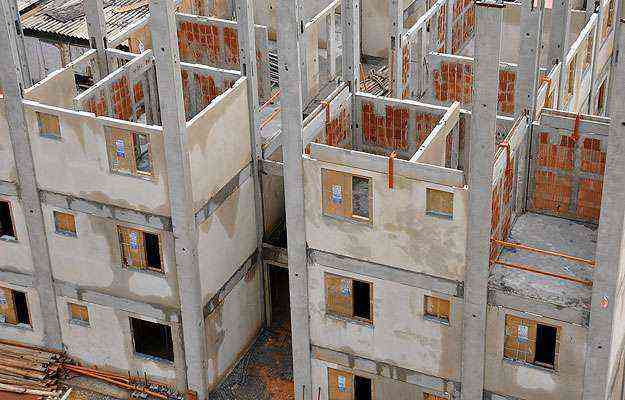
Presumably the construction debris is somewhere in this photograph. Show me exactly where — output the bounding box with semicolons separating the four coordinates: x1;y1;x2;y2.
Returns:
360;66;390;96
0;339;68;399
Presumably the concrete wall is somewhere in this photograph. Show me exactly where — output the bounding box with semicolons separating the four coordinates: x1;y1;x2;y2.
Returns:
42;203;180;308
57;297;179;384
25;107;170;216
205;264;263;388
253;0;334;33
0;194;34;275
310;358;452;400
188;78;251;213
0;281;45;345
197;178;257;305
484;305;588;400
303;157;468;282
309;264;463;380
0;98;16;182
25;68;77;109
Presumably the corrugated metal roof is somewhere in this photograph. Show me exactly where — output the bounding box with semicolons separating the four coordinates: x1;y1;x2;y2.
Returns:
21;0;149;42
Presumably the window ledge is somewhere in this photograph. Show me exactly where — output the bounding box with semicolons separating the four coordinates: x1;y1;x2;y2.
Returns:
0;322;33;331
326;313;374;328
502;357;558;374
121;265;165;276
110;170;155;182
322;213;373;226
0;236;18;243
423;315;450;326
55;230;77;238
426;211;453;220
68;319;90;328
134;352;174;366
39;133;62;141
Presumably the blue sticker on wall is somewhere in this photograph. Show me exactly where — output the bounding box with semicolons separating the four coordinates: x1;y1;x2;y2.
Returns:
115;139;126;158
332;185;343;205
130;231;139;250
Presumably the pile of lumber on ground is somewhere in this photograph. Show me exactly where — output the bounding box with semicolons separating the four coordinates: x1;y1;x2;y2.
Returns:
361;66;390;96
0;339;68;398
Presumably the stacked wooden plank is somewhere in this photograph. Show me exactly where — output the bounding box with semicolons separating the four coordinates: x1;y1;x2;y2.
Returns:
0;339;68;398
361;66;390;96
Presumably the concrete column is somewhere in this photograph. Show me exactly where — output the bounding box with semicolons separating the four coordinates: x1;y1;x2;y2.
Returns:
342;0;360;147
514;0;544;213
235;0;266;323
0;0;63;349
326;10;337;80
583;18;625;400
148;0;207;398
4;0;31;86
84;0;109;79
547;0;571;66
276;0;313;398
390;0;403;98
460;1;503;399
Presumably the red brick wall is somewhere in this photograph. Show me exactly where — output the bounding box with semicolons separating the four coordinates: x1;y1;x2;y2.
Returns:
362;103;409;150
326;107;350;147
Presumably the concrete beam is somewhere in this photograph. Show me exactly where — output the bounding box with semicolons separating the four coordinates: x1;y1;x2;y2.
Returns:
341;0;361;91
276;0;313;397
547;0;571;66
148;0;205;396
235;0;266;325
460;1;504;399
0;0;63;349
583;18;625;400
84;0;110;79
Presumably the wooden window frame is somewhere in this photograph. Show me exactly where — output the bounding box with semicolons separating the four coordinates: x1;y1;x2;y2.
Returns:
117;225;164;274
53;210;77;237
327;368;375;400
423;295;451;324
67;302;90;326
129;316;175;363
106;127;154;180
36;112;61;140
0;200;17;241
0;287;31;327
325;273;374;325
503;314;560;370
322;169;373;224
426;188;454;219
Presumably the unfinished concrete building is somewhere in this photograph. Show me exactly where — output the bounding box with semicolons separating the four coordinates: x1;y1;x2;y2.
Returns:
1;0;625;399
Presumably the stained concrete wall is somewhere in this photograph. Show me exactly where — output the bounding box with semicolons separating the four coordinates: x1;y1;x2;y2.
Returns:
42;203;180;308
253;0;334;34
56;297;179;384
0;99;16;182
205;264;262;388
25;106;170;216
362;0;418;58
303;158;468;282
310;358;451;400
24;68;77;109
261;150;285;235
308;264;463;380
0;281;45;345
197;178;257;305
188;78;251;213
0;194;35;275
484;305;588;400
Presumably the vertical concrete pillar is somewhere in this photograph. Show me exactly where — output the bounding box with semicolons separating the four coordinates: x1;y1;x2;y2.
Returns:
390;0;403;98
0;0;62;349
460;1;503;399
148;0;207;397
583;18;625;400
84;0;109;79
235;0;266;323
326;10;337;80
4;0;31;86
547;0;571;66
342;0;361;146
514;0;544;212
276;0;313;398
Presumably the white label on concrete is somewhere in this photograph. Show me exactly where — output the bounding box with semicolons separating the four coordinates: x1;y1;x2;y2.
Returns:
332;185;343;204
518;324;529;343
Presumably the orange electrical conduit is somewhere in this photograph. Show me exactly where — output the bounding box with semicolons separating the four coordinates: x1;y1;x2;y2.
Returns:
491;238;595;266
491;259;593;287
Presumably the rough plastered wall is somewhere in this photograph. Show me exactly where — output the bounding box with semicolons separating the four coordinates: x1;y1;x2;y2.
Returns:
188;78;251;213
303;158;468;282
41;203;180;308
262;150;285;234
484;305;587;400
56;298;179;384
310;358;454;400
197;178;257;305
24;68;77;109
205;264;262;389
0;282;45;345
0;99;16;182
0;194;34;275
25;108;170;216
253;0;333;34
309;264;463;379
362;0;418;58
